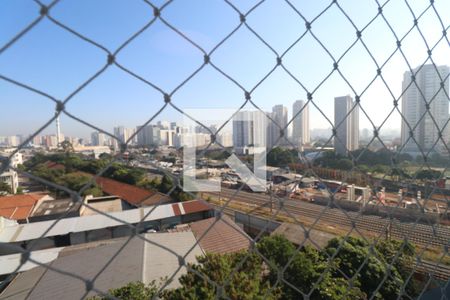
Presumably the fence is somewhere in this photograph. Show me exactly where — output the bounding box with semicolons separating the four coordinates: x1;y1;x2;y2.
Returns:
1;0;450;299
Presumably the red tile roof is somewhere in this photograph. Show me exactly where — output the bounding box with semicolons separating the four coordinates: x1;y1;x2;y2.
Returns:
0;193;47;221
189;215;251;254
171;201;213;216
139;193;172;206
44;161;65;170
181;200;212;215
95;177;171;207
172;203;182;216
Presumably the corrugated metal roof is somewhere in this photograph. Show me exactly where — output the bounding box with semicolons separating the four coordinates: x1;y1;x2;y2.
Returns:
0;265;47;300
0;247;64;276
0;232;203;300
189;215;251;254
143;231;204;289
0;247;64;275
0;200;212;243
24;236;143;299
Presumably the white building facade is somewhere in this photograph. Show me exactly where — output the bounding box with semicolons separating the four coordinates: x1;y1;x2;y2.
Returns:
292;100;310;148
401;64;450;154
268;105;288;148
233;111;268;154
334;95;359;156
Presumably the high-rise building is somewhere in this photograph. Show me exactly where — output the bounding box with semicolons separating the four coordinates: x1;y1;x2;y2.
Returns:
55;113;62;146
157;121;170;129
113;126;126;142
233;111;268;149
159;129;176;146
113;126;136;149
32;135;42;146
136;125;160;147
401;64;450;153
7;136;19;147
91;131;107;146
361;128;371;141
217;131;233;147
268;105;288;148
42;135;58;149
334;95;359;156
292;100;310;148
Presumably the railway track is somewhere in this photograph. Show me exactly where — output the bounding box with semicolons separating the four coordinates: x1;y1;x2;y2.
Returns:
205;188;450;249
209;201;450;281
419;260;450;281
208;192;450;281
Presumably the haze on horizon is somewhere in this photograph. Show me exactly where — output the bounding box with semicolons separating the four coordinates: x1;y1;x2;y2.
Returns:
1;0;449;140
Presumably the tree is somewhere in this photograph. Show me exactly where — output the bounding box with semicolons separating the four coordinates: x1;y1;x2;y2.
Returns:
165;252;278;300
32;163;65;183
82;159;108;174
267;147;299;167
415;169;442;181
15;186;24;194
389;167;410;179
371;164;389;174
57;173;102;196
92;237;418;300
335;159;353;170
258;235;365;300
376;239;421;297
137;177;161;190
0;181;11;194
106;164;145;185
89;281;161;300
60;140;74;154
324;237;404;299
159;175;174;194
64;154;85;173
204;150;230;160
83;186;103;197
98;153;112;160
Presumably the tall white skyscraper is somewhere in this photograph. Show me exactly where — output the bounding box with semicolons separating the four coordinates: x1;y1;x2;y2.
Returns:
113;126;125;142
334;95;359;156
113;126;136;149
292;100;310;148
136;125;160;146
54;111;64;147
233;111;268;149
268;105;288;148
401;64;450;153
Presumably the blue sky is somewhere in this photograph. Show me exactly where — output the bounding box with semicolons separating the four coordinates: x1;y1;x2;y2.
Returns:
1;0;449;139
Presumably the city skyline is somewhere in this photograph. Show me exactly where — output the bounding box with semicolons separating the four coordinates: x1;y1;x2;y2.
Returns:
2;2;450;299
2;1;450;139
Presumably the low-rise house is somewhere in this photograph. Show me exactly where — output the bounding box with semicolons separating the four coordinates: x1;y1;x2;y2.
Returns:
80;195;124;216
0;193;53;223
30;198;81;222
95;176;172;208
0;200;214;254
